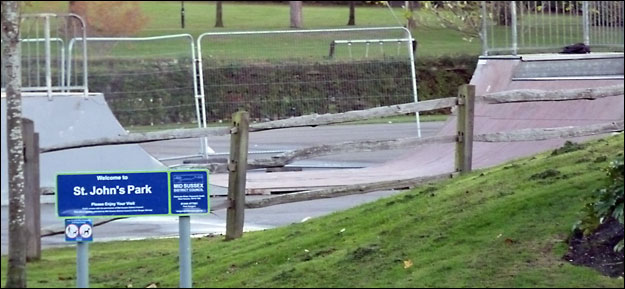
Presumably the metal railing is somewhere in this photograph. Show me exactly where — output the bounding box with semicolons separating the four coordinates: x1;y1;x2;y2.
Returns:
328;38;415;58
66;34;208;157
6;18;424;145
19;13;87;98
197;27;423;137
481;1;624;55
5;38;65;94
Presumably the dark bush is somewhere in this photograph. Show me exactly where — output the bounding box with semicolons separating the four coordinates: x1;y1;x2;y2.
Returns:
85;55;476;126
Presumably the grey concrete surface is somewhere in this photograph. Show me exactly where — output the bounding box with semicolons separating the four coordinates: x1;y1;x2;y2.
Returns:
1;93;165;205
142;121;444;167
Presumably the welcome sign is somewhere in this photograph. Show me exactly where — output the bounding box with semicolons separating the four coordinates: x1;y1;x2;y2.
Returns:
56;170;209;218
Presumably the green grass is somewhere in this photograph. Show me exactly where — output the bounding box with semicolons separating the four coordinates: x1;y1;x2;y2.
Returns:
23;1;482;58
3;134;624;288
20;2;624;59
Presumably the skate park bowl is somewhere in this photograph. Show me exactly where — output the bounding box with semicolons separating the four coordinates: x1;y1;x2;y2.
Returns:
1;92;165;205
207;52;624;194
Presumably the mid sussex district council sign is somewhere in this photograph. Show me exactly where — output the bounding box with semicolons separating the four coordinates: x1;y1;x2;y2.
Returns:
56;170;209;218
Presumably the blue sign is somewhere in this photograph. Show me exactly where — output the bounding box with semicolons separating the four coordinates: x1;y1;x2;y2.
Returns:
56;170;209;218
65;219;93;242
170;171;209;214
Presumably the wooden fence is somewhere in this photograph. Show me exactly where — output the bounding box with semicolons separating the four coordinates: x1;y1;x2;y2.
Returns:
24;84;625;242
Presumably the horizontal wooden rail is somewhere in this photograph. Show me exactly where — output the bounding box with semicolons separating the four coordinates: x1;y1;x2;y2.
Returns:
479;85;623;104
474;120;624;142
40;85;623;154
239;121;623;209
249;135;457;168
250;97;457;131
40;127;231;153
40;97;457;153
245;173;454;209
190;120;623;173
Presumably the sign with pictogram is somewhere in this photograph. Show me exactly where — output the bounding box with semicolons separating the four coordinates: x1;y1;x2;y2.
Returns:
65;219;93;242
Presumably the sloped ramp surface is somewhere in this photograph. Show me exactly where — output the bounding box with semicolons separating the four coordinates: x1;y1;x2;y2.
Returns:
208;54;624;194
1;93;165;205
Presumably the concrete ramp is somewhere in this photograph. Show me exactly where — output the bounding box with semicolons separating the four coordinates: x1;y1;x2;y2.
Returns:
208;53;624;194
1;93;165;205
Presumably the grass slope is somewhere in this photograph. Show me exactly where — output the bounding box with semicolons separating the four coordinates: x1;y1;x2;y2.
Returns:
2;134;624;288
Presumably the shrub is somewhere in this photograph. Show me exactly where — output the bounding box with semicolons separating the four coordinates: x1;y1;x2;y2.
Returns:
574;156;624;252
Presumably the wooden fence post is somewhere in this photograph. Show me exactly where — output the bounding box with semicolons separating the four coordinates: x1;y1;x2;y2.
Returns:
454;84;475;174
225;111;249;240
23;118;41;261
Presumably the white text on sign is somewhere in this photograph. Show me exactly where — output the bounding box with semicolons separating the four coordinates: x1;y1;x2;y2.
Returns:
73;185;152;196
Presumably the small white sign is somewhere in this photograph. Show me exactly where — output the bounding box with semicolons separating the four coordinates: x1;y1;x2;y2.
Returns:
79;223;92;239
65;219;93;242
65;224;79;239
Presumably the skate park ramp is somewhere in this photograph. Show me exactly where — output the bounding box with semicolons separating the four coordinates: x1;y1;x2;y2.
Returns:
209;53;624;194
1;92;165;205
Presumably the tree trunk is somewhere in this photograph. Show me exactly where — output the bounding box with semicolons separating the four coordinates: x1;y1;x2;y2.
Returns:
68;1;87;36
215;1;224;28
2;1;27;288
495;1;512;26
69;1;78;13
406;1;416;30
290;1;302;28
347;1;355;26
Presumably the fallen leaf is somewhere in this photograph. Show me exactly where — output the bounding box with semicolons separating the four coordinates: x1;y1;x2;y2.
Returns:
504;238;518;245
339;228;346;233
403;260;413;269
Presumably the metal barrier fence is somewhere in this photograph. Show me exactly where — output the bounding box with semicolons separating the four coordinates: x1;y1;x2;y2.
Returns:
67;34;208;157
1;13;88;98
481;1;624;55
7;24;421;140
197;27;422;137
66;35;200;126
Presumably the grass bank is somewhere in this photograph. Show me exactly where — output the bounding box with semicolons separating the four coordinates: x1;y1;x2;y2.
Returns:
2;134;623;287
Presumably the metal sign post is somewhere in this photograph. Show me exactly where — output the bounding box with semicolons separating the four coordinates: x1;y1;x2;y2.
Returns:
179;216;192;288
77;242;89;288
65;219;93;288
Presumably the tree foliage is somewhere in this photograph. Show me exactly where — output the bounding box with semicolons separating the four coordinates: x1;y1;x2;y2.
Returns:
418;1;482;40
69;1;148;36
